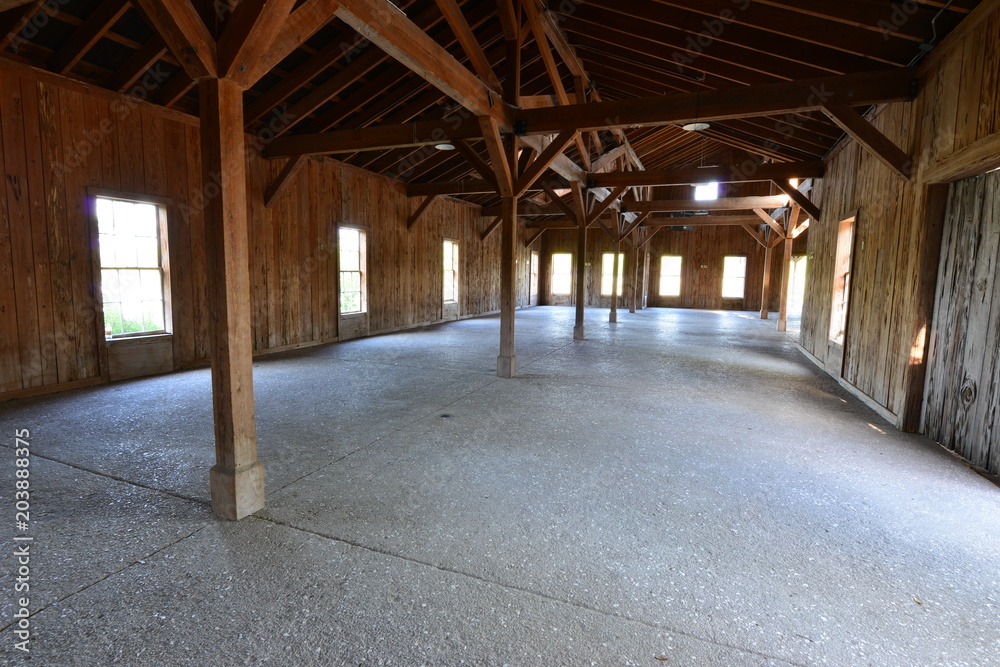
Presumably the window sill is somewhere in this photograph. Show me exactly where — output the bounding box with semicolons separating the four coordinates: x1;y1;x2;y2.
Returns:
106;333;173;345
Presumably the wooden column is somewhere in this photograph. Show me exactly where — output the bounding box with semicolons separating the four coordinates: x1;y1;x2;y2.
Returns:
200;78;264;520
498;193;517;376
574;216;587;339
776;234;793;333
610;238;620;323
760;241;773;319
629;232;639;313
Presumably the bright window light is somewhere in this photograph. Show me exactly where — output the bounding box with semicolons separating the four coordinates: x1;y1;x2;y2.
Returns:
551;253;573;295
659;255;682;296
600;253;625;296
722;255;747;298
694;182;719;201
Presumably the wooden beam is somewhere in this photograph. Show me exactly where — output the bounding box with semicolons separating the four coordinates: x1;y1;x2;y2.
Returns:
479;216;501;241
628;196;787;213
620;211;650;239
0;0;46;52
742;224;767;247
776;207;803;332
0;0;39;10
590;144;628;173
760;230;773;319
478;116;513;197
642;215;764;228
434;0;499;90
587;186;627;225
406;195;439;230
591;161;825;188
104;36;168;92
524;228;545;247
248;0;340;85
540;181;579;222
408;179;496;197
49;0;129;74
754;208;788;238
266;115;484;158
513;130;577;198
572;181;587;339
498;192;518;377
516;68;918;134
198;77;263;520
132;0;217;79
821;104;913;180
771;180;821;221
334;0;511;127
218;0;301;86
264;155;306;208
454;140;498;188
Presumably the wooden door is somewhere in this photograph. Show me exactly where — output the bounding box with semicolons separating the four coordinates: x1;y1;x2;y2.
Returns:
923;169;1000;475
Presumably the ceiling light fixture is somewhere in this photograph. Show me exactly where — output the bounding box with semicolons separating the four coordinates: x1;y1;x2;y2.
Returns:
434;143;456;151
682;122;711;132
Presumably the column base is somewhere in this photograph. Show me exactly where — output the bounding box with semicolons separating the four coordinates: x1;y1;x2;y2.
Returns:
777;320;787;332
609;311;618;323
573;325;585;340
760;310;769;319
210;461;265;520
497;355;516;378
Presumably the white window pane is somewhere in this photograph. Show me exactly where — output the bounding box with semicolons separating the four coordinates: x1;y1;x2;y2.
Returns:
120;298;145;334
119;269;141;304
694;182;719;201
339;228;359;253
140;269;163;301
136;236;159;267
114;236;138;268
142;300;164;331
665;276;681;296
101;269;120;304
133;203;158;238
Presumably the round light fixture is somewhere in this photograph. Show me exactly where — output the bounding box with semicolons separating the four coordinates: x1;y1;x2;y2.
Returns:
682;122;711;132
434;143;456;151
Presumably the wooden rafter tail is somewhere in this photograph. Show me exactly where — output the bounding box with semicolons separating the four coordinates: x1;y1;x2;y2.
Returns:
406;195;438;230
479;216;502;241
821;104;913;180
771;180;821;222
264;155;306;208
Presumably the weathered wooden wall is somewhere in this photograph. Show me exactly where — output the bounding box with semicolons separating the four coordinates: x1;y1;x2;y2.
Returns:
540;223;783;312
800;3;1000;472
0;61;509;399
922;170;1000;474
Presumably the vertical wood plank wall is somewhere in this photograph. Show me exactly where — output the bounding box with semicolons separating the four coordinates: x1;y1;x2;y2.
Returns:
800;6;1000;447
0;63;510;399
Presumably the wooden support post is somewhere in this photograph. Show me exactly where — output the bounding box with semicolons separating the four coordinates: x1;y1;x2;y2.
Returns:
609;240;621;323
498;193;517;376
572;182;587;340
199;78;264;520
760;237;773;320
776;208;800;333
629;230;639;314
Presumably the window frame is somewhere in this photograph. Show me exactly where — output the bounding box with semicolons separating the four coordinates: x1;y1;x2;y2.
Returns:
338;226;368;315
600;252;626;296
659;255;683;297
721;255;748;299
88;188;172;341
550;253;573;296
443;238;459;304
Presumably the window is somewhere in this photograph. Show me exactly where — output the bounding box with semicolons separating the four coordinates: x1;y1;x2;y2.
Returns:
721;256;747;298
829;216;855;343
600;253;625;296
529;252;539;302
694;182;719;201
659;255;682;297
339;227;366;313
443;239;459;303
95;196;168;337
551;253;573;295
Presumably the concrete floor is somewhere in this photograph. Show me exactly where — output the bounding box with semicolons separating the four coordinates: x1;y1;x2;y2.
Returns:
1;307;998;666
